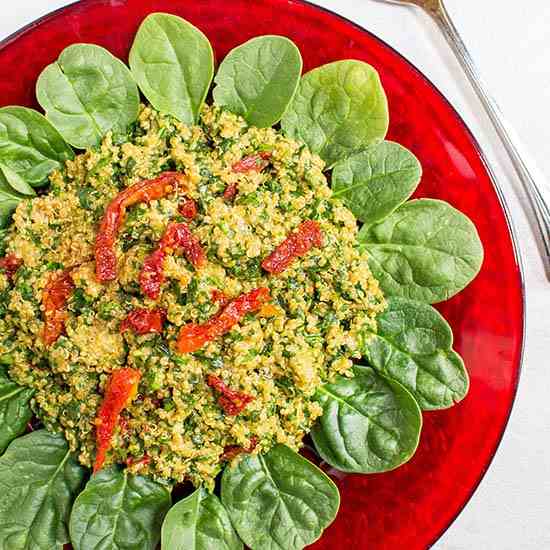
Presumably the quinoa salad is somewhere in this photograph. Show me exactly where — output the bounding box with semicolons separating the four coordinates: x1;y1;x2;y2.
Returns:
0;104;385;488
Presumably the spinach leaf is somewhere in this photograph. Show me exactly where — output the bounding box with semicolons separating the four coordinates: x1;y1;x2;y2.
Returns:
332;141;421;225
0;430;87;549
0;106;73;187
69;466;171;550
221;444;339;550
129;13;214;125
36;44;140;149
0;368;34;453
361;296;469;410
281;60;389;167
0;192;20;228
161;487;242;550
0;164;36;197
311;365;421;473
0;168;25;228
213;35;302;128
358;199;484;303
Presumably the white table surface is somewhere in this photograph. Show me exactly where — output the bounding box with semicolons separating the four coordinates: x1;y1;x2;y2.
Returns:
2;1;549;548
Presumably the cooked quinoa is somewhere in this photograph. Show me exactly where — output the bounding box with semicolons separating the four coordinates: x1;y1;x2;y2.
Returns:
0;104;385;488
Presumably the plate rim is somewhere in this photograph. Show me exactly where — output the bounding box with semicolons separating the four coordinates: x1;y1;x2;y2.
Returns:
0;0;526;546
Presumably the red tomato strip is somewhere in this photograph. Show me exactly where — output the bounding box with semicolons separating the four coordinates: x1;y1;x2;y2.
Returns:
211;289;229;306
223;183;238;201
222;436;258;461
42;271;74;346
95;172;188;282
224;152;271;200
177;287;270;353
0;254;22;280
94;367;141;473
179;198;198;220
126;454;151;467
232;152;271;173
140;222;206;300
207;375;254;416
261;220;323;275
120;308;165;335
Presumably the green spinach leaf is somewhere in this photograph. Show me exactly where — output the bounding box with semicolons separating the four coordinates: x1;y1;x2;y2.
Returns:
69;466;171;550
361;296;469;410
0;164;36;197
311;365;421;473
358;199;484;303
0;192;20;228
0;368;34;453
221;444;339;550
36;44;140;149
332;141;421;225
0;430;87;549
0;106;73;187
281;60;389;167
129;13;214;125
0;169;26;227
213;35;302;128
161;487;242;550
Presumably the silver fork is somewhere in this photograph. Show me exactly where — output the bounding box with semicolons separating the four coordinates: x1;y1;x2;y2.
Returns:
374;0;550;278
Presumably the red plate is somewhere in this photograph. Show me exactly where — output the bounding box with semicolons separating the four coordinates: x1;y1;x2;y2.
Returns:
0;1;524;548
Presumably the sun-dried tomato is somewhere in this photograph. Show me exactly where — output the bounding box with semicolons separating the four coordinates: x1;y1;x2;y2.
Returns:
179;198;198;220
222;436;258;461
177;287;270;353
211;289;229;306
140;222;206;300
223;183;238;201
95;172;188;282
261;220;323;274
0;254;22;280
94;367;141;473
120;308;165;335
42;271;74;346
232;152;271;173
223;152;271;200
207;374;254;416
126;454;151;467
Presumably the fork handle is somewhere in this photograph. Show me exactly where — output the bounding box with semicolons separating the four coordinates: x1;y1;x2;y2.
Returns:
431;3;550;276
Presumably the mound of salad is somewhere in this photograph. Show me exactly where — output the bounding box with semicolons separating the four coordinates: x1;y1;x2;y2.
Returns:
0;12;483;550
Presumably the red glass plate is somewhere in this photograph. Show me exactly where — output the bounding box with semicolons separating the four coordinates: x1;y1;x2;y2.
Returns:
0;1;524;548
